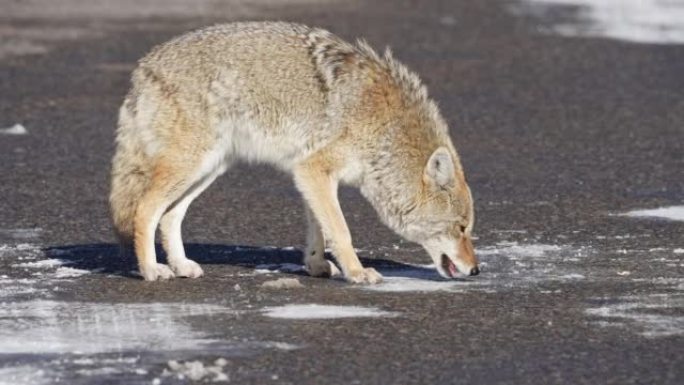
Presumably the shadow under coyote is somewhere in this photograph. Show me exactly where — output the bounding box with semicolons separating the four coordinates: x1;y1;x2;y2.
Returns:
43;244;453;281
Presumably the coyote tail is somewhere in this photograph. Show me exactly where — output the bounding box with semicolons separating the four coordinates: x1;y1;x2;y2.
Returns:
109;96;150;248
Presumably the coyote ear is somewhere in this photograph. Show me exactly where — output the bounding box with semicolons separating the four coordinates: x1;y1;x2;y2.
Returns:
424;147;455;188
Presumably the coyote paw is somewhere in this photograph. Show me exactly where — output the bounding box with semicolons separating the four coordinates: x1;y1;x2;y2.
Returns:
345;267;383;284
305;258;341;278
172;259;204;278
140;263;175;281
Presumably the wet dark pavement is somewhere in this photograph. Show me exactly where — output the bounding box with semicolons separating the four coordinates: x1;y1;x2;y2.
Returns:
0;0;682;384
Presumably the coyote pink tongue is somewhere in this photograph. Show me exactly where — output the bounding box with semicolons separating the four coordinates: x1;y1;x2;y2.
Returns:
441;254;459;278
447;259;458;277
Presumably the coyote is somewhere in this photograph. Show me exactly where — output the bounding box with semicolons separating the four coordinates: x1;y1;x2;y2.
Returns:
110;22;479;283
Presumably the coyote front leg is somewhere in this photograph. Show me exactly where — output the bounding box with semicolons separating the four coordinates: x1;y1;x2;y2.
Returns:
294;160;382;284
303;204;342;278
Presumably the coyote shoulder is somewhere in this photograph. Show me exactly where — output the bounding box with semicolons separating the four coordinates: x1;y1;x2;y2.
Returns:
110;21;478;283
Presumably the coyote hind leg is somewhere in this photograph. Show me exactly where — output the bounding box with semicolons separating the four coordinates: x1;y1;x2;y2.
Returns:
159;166;224;278
134;155;208;281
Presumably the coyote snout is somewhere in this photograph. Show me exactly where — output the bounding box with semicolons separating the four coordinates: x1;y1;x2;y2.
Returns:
422;232;479;279
439;235;479;278
110;22;479;284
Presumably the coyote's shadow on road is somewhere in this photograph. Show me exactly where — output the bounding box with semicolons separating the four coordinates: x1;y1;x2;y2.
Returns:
44;243;443;280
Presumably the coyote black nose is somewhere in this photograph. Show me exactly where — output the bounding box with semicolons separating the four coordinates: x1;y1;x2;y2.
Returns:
469;266;480;276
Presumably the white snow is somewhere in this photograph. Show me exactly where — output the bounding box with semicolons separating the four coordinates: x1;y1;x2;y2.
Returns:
53;266;91;278
622;206;684;221
12;255;92;279
364;276;489;293
559;273;585;280
477;242;563;258
254;263;305;274
260;277;304;289
0;300;239;354
262;304;398;319
674;248;684;254
586;293;684;337
0;280;43;298
162;359;229;382
364;242;585;293
15;258;67;268
516;0;684;44
0;243;42;259
0;123;27;135
0;366;48;385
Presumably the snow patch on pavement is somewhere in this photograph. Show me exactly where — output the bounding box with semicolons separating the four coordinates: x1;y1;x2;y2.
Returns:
15;258;67;268
0;123;27;135
3;244;94;284
0;365;49;385
0;277;43;298
365;242;588;293
586;294;684;337
0;300;239;354
478;242;563;258
515;0;684;44
621;206;684;222
52;266;91;278
162;359;229;382
262;304;399;319
260;277;304;289
254;263;305;274
0;243;42;259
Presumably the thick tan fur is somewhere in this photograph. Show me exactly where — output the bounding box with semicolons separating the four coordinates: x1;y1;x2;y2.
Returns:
110;22;478;282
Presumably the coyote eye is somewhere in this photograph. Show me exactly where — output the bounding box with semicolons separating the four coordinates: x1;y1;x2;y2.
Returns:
459;225;466;233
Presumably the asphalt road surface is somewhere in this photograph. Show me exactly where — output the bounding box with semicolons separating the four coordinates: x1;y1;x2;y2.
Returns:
0;0;683;384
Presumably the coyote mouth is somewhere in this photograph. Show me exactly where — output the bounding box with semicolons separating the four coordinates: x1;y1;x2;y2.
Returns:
441;254;459;278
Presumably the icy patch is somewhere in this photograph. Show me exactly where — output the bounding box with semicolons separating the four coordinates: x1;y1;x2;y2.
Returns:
0;300;239;354
262;304;398;320
0;365;48;385
0;278;43;298
559;273;585;280
365;242;587;293
364;276;488;293
0;243;42;259
260;277;304;289
631;277;684;291
586;293;684;337
53;266;90;278
15;258;67;268
364;264;489;293
254;263;305;274
478;242;562;258
7;246;96;281
162;359;229;382
622;206;684;222
0;123;27;135
515;0;684;44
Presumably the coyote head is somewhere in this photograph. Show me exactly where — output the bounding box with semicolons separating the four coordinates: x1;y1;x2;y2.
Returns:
367;146;479;278
408;147;478;278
